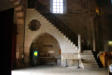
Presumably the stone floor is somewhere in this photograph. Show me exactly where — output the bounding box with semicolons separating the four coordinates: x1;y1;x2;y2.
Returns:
12;65;108;75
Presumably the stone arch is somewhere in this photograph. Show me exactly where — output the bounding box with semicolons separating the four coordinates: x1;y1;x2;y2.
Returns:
29;33;61;65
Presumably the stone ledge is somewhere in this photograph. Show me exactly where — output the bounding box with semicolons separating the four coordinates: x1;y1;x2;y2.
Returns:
62;53;79;59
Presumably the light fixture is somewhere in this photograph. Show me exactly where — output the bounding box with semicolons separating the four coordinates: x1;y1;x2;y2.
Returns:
96;8;100;15
34;51;38;56
108;41;112;46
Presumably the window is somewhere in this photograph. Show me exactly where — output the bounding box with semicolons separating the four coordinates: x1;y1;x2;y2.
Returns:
50;0;66;14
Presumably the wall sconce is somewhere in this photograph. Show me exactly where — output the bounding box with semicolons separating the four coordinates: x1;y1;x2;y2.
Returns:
108;41;112;46
96;8;100;15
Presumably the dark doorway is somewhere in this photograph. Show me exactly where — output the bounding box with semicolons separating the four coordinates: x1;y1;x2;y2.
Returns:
0;8;14;74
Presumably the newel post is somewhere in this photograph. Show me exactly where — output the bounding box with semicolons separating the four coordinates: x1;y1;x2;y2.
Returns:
78;34;81;53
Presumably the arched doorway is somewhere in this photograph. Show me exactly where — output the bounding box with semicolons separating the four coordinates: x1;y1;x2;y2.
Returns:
30;33;61;66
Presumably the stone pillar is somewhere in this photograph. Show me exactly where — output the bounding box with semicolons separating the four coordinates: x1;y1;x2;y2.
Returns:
24;46;30;66
92;18;96;52
24;55;30;66
90;17;96;51
78;34;81;52
77;34;84;69
93;39;96;51
12;0;25;67
61;55;66;67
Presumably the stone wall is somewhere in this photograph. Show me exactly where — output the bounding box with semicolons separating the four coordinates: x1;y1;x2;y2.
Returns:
31;33;61;57
27;0;97;50
24;9;80;66
10;0;25;67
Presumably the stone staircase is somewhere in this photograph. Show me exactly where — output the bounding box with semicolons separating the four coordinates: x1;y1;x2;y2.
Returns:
81;50;99;69
25;9;81;66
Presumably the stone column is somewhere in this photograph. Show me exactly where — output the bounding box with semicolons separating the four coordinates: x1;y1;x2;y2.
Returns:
78;34;81;52
90;17;96;51
93;39;96;51
24;53;30;66
24;45;30;66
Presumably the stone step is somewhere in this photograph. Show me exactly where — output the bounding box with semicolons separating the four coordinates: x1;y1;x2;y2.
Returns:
81;50;98;69
81;58;96;62
83;61;98;65
83;63;99;69
81;55;95;59
81;59;97;63
82;50;92;53
81;52;93;55
82;59;96;63
37;10;78;51
81;55;97;63
26;9;80;67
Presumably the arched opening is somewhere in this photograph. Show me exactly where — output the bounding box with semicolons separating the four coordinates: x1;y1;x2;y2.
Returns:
30;33;61;66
